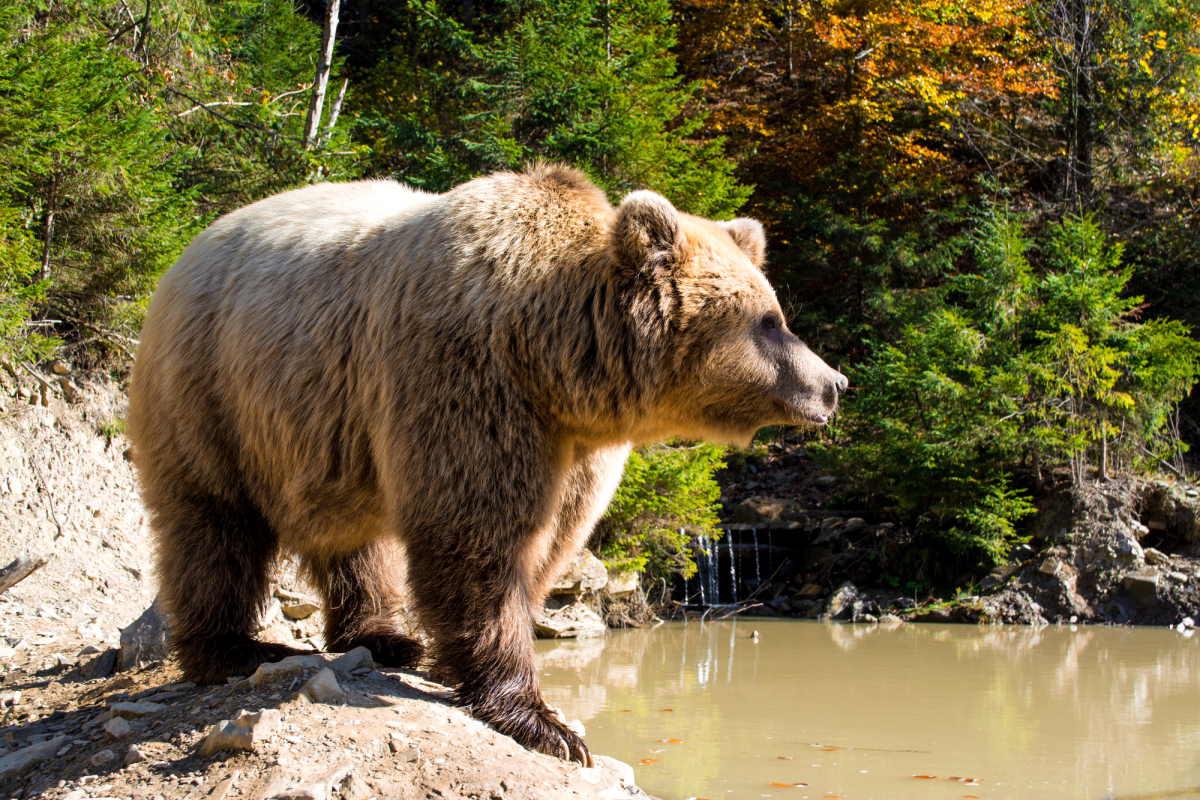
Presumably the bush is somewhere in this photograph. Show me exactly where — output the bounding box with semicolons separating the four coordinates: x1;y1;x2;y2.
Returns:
591;442;726;583
817;208;1200;573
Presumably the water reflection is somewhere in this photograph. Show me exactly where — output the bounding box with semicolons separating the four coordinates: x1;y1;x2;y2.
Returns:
535;620;1200;800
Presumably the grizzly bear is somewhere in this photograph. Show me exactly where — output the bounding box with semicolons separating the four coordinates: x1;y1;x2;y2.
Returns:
127;164;846;764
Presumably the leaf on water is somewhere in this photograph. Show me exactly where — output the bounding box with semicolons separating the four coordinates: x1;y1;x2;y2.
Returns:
659;707;674;712
619;709;632;714
820;745;840;752
913;774;938;780
657;737;685;744
638;758;658;766
962;795;981;799
768;781;808;788
776;755;795;760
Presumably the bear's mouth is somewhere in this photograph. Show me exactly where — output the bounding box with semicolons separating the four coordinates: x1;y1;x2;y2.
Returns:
772;395;834;426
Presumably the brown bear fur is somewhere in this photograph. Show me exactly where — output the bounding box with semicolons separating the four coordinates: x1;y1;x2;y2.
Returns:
127;164;845;764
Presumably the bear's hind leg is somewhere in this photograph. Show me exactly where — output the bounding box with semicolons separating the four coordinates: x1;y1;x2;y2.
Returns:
153;492;304;683
304;540;424;668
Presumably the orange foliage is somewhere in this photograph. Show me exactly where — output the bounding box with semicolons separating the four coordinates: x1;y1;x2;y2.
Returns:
677;0;1055;207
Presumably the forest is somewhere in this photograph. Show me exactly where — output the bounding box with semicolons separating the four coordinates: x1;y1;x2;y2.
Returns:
3;0;1200;593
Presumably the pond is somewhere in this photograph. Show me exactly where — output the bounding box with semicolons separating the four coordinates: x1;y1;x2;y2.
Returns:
535;619;1200;800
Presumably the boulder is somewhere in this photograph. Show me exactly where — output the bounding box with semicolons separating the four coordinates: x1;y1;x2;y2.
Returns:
534;602;607;639
550;550;608;596
118;600;170;670
0;736;68;781
603;570;639;598
1123;570;1161;607
726;496;803;524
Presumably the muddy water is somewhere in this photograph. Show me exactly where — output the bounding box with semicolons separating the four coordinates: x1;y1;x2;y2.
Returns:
535;619;1200;800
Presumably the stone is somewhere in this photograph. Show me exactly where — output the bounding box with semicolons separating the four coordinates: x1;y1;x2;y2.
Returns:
109;701;165;718
199;709;281;756
301;668;347;705
825;582;860;621
726;496;802;524
103;717;132;739
534;602;607;639
604;570;639;598
90;748;117;768
249;654;325;687
118;600;170;670
550;549;608;596
330;646;374;675
1123;571;1160;607
125;744;149;765
281;601;320;621
0;736;67;781
1144;547;1171;567
49;359;71;376
842;517;867;533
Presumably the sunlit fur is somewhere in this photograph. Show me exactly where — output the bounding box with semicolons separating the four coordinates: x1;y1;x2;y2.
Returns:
127;164;844;765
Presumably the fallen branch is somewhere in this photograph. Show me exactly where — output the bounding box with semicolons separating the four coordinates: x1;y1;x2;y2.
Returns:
0;556;47;596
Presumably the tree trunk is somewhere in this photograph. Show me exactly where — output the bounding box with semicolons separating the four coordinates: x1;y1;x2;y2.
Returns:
1065;0;1096;205
304;0;341;148
319;77;349;146
39;175;57;284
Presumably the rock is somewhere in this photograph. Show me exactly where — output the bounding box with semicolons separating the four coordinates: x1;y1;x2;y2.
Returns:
330;646;374;675
281;601;320;621
80;647;118;679
49;359;71;376
90;748;117;768
1181;616;1196;629
269;764;356;800
249;654;325;687
118;600;170;670
301;668;347;704
1144;547;1171;567
726;496;803;523
604;570;639;598
0;735;68;780
109;701;165;718
1122;570;1160;607
199;709;281;756
534;602;607;639
825;582;859;620
842;517;867;533
125;744;149;765
103;717;132;739
56;377;81;403
550;549;608;596
878;613;904;625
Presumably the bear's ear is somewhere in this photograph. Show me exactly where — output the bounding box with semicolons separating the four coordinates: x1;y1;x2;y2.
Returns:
719;218;766;269
613;190;682;279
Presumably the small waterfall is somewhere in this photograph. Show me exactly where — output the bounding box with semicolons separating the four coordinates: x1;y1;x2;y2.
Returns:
706;534;719;604
695;530;707;606
726;532;737;603
752;527;761;588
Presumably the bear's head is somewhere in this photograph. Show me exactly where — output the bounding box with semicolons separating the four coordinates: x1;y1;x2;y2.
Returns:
612;190;847;446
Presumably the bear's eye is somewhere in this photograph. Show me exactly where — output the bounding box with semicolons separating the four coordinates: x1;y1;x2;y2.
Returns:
760;314;782;332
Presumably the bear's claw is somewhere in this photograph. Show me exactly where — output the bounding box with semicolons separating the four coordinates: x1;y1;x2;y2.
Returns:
476;699;592;766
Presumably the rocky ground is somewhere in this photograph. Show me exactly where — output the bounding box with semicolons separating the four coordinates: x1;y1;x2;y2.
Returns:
718;432;1200;629
0;372;648;799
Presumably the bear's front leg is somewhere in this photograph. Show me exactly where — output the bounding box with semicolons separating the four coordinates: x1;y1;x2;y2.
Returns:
405;533;591;765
